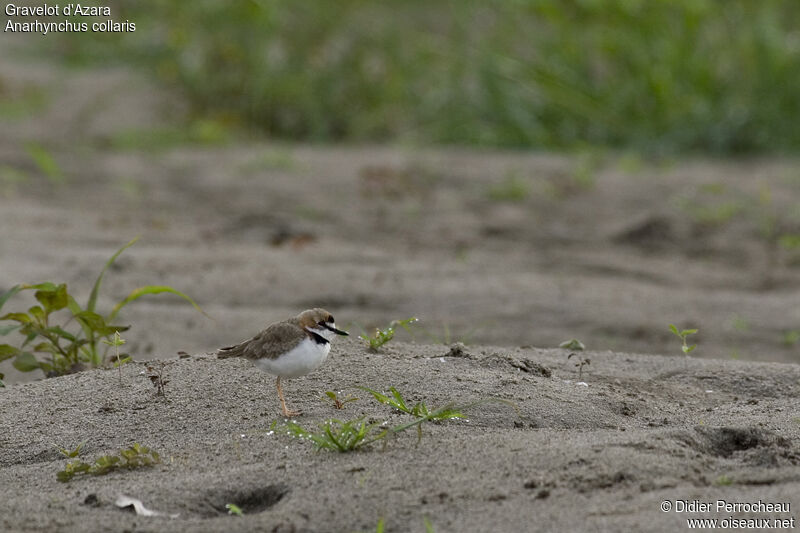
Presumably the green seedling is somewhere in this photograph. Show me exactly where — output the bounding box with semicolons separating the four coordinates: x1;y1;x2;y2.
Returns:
669;324;698;355
57;443;160;482
559;338;585;351
277;417;386;453
102;331;128;385
0;237;206;376
324;390;358;410
359;317;418;352
359;386;463;421
567;352;590;381
714;475;733;486
226;503;244;516
57;441;85;458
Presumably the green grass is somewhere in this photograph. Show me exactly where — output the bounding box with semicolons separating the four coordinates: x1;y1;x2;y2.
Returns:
49;1;800;154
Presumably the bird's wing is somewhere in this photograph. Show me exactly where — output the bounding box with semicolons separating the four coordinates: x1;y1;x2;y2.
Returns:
235;321;307;361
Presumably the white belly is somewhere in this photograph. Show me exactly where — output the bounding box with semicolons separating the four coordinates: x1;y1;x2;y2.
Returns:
253;338;330;378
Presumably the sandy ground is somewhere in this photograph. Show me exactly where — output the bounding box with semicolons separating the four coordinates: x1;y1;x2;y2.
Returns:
1;340;799;532
1;31;799;532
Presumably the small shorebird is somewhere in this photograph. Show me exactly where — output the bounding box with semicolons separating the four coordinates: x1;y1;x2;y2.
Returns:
217;308;348;417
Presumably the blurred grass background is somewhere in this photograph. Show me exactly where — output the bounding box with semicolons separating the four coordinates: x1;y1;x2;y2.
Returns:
51;0;800;154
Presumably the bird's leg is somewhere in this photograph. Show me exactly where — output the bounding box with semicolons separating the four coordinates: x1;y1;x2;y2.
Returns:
276;376;302;417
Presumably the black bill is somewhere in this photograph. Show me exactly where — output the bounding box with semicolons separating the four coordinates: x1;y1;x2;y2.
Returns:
323;323;349;336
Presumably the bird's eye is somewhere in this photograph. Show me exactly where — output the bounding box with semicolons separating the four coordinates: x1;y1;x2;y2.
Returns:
328;315;335;323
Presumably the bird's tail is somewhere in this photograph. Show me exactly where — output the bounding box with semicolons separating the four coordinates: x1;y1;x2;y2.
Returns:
216;343;244;359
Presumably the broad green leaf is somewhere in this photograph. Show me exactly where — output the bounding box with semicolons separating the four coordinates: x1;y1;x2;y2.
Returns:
681;328;698;336
13;351;41;372
108;285;207;322
0;343;20;362
35;283;68;312
87;237;140;312
0;312;31;324
74;310;106;331
669;324;679;335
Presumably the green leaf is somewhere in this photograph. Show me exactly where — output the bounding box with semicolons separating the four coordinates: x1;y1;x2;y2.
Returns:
669;324;679;335
226;503;244;517
681;328;698;336
12;352;41;372
112;356;131;367
87;236;140;312
28;306;45;324
21;282;59;292
0;344;20;362
0;312;31;324
0;323;21;335
74;311;107;331
108;285;208;322
35;283;68;313
683;344;697;354
0;285;24;312
45;326;78;342
32;342;57;353
26;143;64;183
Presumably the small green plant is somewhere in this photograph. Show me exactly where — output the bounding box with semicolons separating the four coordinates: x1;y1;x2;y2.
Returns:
277;387;514;452
225;503;244;517
714;474;734;486
278;417;385;453
559;338;585;351
567;353;591;381
359;317;418;352
669;324;698;355
359;386;463;422
323;390;358;410
0;237;206;376
56;441;85;458
57;443;160;482
102;331;129;385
